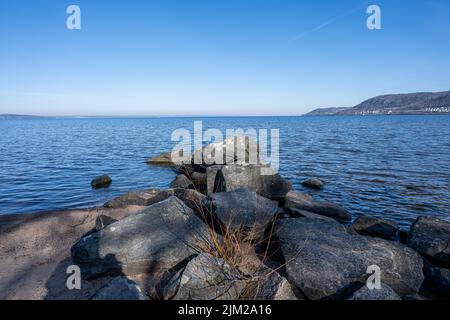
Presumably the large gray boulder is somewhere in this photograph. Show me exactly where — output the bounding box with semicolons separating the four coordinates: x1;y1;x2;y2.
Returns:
159;253;246;300
104;188;160;208
274;218;424;299
91;276;146;300
192;134;260;166
71;197;213;279
206;164;292;201
406;216;450;268
348;284;401;300
283;191;351;221
350;215;399;240
205;188;280;241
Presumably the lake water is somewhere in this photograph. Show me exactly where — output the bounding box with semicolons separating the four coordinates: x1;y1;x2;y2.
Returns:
1;116;449;229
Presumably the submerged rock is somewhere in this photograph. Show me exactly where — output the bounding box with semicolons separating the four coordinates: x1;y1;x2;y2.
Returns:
159;253;246;300
348;284;401;300
104;188;160;208
350;215;399;240
301;178;324;190
406;216;450;268
71;197;213;279
205;188;280;241
274;217;424;299
91;175;112;189
283;191;351;221
91;276;146;300
206;164;292;201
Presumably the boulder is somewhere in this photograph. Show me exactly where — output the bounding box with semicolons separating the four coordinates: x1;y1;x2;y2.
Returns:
406;216;450;268
423;260;450;298
159;253;246;300
274;218;424;299
350;215;399;240
301;178;324;190
170;174;194;189
206;164;292;201
284;208;337;222
71;197;213;279
348;284;401;300
91;175;112;189
283;191;351;221
191;134;260;166
151;188;207;213
243;268;298;300
91;276;146;300
205;188;280;241
104;188;160;208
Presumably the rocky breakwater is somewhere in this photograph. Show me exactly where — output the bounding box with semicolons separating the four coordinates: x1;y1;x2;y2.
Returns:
69;135;448;300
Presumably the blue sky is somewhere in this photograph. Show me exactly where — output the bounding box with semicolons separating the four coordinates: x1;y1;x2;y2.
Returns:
1;0;450;116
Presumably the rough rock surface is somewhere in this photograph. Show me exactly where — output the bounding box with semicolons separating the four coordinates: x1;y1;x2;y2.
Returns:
350;215;399;240
170;174;194;189
283;191;351;221
91;276;146;300
406;216;450;268
243;268;298;300
71;197;213;279
348;284;401;300
275;217;424;299
91;175;112;189
159;253;246;300
301;178;324;190
206;188;280;241
151;188;206;212
206;164;292;201
104;189;160;208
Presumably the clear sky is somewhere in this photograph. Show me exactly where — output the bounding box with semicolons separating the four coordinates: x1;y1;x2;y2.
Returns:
1;0;450;116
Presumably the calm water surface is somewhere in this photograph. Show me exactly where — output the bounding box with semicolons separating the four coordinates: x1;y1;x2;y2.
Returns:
1;116;449;228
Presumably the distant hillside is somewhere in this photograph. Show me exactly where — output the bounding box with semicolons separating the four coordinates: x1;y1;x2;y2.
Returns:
304;107;348;116
305;91;450;116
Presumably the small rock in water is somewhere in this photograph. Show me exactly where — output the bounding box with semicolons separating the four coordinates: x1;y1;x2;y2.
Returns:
146;151;177;166
91;175;112;189
301;178;324;190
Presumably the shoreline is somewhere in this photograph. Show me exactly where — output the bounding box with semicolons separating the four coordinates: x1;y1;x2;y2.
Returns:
0;204;146;300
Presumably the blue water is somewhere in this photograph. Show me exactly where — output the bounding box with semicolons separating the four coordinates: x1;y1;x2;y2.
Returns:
1;116;449;228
